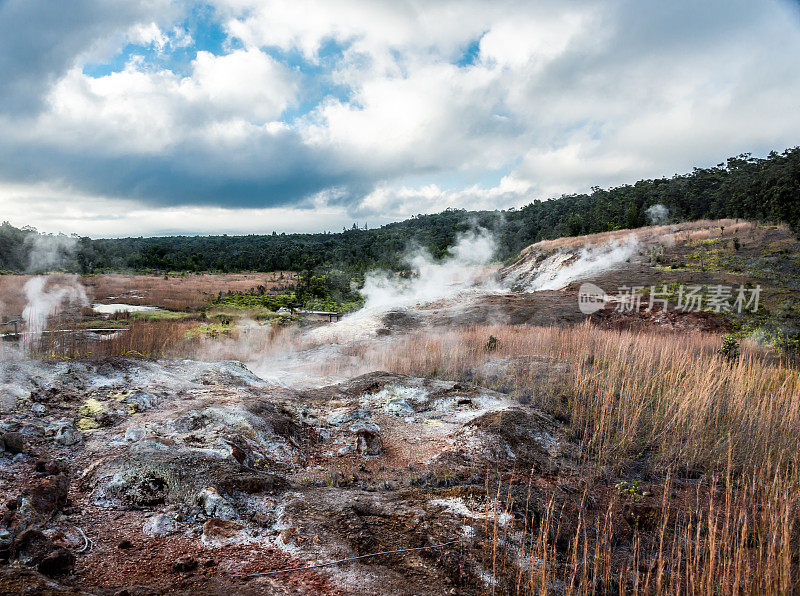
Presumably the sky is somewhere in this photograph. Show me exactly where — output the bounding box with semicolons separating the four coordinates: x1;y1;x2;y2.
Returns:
0;0;799;238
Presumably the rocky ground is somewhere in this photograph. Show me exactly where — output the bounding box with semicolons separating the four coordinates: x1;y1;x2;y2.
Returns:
0;357;590;594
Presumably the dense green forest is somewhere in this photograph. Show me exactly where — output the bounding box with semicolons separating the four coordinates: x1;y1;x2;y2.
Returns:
2;147;798;274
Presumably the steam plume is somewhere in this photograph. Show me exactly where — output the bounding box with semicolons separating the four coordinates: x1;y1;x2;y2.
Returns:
361;228;496;311
21;276;88;352
645;204;669;225
25;233;79;273
507;234;639;291
308;228;498;342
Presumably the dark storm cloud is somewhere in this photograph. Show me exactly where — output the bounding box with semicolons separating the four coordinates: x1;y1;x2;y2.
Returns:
0;128;370;208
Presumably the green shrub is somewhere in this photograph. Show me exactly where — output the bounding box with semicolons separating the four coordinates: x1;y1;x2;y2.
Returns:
718;334;740;361
485;335;499;352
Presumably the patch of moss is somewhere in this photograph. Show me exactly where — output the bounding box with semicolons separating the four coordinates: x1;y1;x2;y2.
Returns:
77;417;101;430
79;398;105;418
129;309;195;321
185;322;237;339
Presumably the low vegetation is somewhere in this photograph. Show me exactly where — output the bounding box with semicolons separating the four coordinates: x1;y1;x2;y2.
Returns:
214;269;364;314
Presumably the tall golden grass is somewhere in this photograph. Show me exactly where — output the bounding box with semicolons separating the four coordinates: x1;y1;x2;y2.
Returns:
475;459;796;594
27;318;198;359
330;323;799;593
349;323;800;476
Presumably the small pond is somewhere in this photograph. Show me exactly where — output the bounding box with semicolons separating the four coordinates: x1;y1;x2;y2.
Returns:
92;303;160;314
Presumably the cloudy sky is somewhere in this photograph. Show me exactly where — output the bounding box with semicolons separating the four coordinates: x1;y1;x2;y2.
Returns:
1;0;799;237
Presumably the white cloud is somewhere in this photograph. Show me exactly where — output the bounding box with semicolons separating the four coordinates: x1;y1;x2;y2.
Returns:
356;174;532;221
188;49;297;121
478;8;597;68
0;182;362;237
302;62;514;172
0;0;799;234
126;22;194;52
219;0;492;61
10;47;298;156
128;22;170;51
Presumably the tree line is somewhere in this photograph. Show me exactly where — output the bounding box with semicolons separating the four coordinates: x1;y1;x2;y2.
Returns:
1;147;798;275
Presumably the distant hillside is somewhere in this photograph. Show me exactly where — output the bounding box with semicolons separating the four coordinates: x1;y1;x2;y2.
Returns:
2;147;798;274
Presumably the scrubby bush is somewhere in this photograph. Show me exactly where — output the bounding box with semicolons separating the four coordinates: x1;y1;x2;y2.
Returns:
719;334;741;361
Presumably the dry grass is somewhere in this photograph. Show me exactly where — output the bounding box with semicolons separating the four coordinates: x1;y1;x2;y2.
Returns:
26;317;198;359
0;274;74;320
350;323;800;476
0;272;297;320
475;459;796;595
0;274;28;318
2;272;298;359
521;219;768;255
320;323;800;593
24;308;289;360
81;272;296;311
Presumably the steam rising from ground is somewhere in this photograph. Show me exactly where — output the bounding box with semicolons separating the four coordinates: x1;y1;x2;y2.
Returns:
202;230;501;385
10;233;88;352
645;204;669;225
244;229;641;385
506;234;639;291
361;228;497;311
25;233;79;273
21;276;88;351
308;229;499;343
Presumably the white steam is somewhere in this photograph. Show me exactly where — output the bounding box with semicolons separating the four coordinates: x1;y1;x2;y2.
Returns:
645;204;669;225
21;276;88;352
16;230;89;351
25;233;79;273
308;228;498;341
509;234;639;291
361;228;497;311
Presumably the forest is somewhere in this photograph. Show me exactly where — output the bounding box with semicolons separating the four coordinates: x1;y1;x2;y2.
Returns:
2;147;798;275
